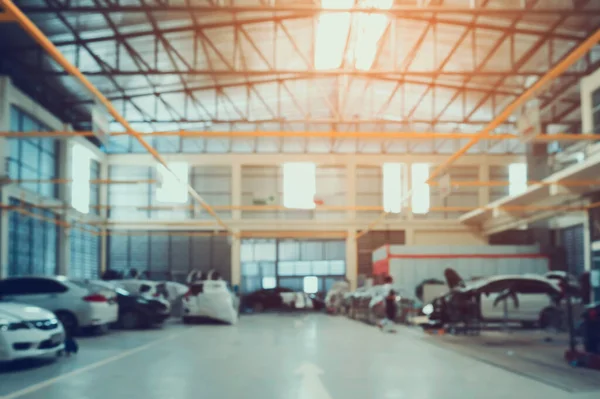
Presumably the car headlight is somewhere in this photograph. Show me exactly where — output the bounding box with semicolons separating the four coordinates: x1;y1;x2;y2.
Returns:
422;304;434;316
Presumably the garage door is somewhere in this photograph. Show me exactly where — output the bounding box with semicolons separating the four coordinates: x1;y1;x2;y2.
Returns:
560;224;585;276
8;198;58;276
69;223;100;278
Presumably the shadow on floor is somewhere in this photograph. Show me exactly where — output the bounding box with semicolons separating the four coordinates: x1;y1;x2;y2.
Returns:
0;357;59;374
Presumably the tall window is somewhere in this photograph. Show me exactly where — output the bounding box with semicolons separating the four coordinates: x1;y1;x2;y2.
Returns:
315;0;392;71
382;163;402;213
71;144;92;214
283;163;316;209
156;162;189;203
593;87;600;134
508;163;528;196
411;163;430;214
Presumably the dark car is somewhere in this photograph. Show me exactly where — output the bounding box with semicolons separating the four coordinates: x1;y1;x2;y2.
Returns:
242;287;296;312
75;281;170;329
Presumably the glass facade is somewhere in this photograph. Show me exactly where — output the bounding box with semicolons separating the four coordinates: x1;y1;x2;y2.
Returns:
8;106;59;199
69;224;100;279
240;239;346;294
107;232;231;283
8;198;58;277
593;87;600;134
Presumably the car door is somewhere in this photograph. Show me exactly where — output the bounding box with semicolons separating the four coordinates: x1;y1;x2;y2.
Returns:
479;279;517;320
512;280;555;322
0;278;67;312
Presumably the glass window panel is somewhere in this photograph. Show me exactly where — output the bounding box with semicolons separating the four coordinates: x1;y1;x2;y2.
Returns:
509;163;528;196
282;163;316;209
294;261;312;276
262;277;276;289
303;276;319;294
330;260;346;275
260;262;276;277
242;262;259;276
411;163;430;214
277;261;295;276
382;163;402;213
253;242;276;261
312;261;329;276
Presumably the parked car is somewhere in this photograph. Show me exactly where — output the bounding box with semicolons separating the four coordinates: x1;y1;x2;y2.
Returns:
183;280;239;324
325;281;350;314
0;302;65;361
0;276;118;334
242;287;307;312
423;272;564;329
113;280;173;313
75;280;171;329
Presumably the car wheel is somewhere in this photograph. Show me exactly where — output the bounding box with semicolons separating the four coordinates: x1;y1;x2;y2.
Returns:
253;302;264;313
120;312;139;330
55;311;78;335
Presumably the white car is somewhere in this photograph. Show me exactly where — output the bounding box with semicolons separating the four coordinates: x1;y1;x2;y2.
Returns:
424;274;564;328
0;276;118;333
0;302;65;361
183;280;239;325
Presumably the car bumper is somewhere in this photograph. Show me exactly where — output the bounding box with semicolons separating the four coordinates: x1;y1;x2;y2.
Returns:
78;303;119;328
0;328;65;362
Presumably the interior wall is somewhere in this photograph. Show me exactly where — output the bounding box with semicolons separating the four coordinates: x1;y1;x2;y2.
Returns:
357;230;405;279
412;230;488;246
241;165;347;221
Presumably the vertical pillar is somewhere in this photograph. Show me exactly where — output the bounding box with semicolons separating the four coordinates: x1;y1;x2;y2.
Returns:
405;162;413;220
583;211;592;272
57;140;72;276
405;227;415;245
230;230;241;287
99;159;109;274
0;77;10;278
231;163;242;221
346;162;356;220
478;164;490;207
346;229;358;291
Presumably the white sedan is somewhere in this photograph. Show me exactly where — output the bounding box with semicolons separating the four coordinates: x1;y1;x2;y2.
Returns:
0;303;65;362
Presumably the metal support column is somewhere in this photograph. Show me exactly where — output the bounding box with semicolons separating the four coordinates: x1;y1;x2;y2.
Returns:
346;229;358;291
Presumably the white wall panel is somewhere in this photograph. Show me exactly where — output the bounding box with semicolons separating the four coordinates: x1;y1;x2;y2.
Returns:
412;230;488;245
356;166;382;220
190;165;232;220
388;244;540;255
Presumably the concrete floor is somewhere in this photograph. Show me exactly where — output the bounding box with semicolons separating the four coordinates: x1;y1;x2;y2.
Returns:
0;314;598;399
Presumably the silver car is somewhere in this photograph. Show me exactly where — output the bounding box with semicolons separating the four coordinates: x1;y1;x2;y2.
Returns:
0;276;119;333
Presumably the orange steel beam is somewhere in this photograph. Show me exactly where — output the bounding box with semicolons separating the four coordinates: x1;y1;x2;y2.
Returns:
0;0;231;234
2;130;600;141
0;11;14;22
427;27;600;183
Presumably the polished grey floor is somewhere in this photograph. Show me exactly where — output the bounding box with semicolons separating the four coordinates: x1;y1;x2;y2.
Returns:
0;314;598;399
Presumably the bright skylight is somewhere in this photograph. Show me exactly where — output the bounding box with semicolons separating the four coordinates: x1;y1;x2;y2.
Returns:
283;163;316;209
156;162;189;204
71;144;92;214
382;163;402;213
411;163;430;215
508;163;528;196
315;0;393;71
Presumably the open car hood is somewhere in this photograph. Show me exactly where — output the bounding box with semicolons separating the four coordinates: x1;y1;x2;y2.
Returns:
444;268;465;290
